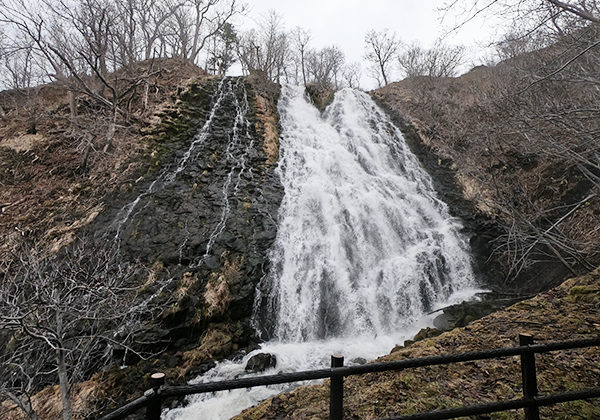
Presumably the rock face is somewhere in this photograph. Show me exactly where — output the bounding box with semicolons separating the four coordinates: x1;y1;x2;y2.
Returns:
305;83;335;112
89;76;283;363
245;352;277;372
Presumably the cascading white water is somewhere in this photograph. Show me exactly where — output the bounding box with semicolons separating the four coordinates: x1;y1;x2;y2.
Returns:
164;86;480;420
254;86;475;341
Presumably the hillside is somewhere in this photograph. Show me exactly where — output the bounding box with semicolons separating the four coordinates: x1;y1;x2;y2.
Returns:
235;268;600;420
0;59;206;258
1;64;284;419
2;32;600;420
371;38;600;292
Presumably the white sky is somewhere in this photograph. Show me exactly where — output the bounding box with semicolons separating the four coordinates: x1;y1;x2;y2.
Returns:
232;0;504;88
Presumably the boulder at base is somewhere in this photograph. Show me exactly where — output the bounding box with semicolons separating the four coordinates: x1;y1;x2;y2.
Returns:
245;353;277;372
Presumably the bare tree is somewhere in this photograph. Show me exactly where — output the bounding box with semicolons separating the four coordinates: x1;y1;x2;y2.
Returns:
0;1;79;117
493;30;550;61
0;38;46;133
0;239;158;420
237;10;291;83
291;26;311;86
364;29;400;87
444;0;599;35
306;45;345;89
343;62;362;89
135;0;186;60
398;41;465;78
165;0;243;64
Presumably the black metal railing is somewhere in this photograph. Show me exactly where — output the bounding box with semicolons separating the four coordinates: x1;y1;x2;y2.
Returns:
99;334;600;420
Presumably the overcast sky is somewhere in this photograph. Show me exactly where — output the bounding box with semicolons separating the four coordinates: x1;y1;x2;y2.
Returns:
232;0;503;88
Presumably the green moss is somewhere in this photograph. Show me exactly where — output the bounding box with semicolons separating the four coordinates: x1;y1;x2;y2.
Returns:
567;285;600;303
140;77;218;177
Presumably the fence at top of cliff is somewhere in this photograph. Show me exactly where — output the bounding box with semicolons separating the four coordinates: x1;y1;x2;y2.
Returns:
99;334;600;420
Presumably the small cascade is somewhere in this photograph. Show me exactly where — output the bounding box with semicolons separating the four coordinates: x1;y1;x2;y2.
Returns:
102;77;267;348
197;78;255;266
164;85;480;420
112;77;229;239
109;78;256;267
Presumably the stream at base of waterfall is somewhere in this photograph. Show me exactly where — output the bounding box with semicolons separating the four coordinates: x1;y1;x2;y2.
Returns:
163;85;482;420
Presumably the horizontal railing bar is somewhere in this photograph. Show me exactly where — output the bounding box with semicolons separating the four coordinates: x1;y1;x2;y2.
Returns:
382;398;532;420
535;387;600;406
98;394;151;420
381;388;600;420
160;368;333;397
161;337;600;397
529;337;600;353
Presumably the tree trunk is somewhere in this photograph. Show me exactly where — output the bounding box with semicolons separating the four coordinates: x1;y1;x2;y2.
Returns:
380;62;388;86
68;90;77;118
103;106;118;153
57;347;73;420
301;51;307;87
5;391;41;420
143;80;150;112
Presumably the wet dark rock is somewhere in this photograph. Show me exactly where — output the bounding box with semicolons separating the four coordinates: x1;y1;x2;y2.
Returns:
403;327;442;348
245;352;277;372
350;357;367;365
187;360;217;377
204;255;220;270
433;294;527;330
87;76;284;362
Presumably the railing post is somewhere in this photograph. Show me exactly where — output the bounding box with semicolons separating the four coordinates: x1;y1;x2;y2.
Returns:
330;354;344;420
145;372;165;420
519;334;540;420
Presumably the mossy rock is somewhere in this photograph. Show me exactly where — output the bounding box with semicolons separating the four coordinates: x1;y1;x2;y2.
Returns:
305;83;335;112
567;285;600;303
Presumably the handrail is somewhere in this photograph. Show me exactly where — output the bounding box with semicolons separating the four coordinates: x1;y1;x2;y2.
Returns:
99;335;600;420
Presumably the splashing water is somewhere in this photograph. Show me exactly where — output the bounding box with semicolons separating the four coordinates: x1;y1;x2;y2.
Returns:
164;86;480;420
254;86;476;341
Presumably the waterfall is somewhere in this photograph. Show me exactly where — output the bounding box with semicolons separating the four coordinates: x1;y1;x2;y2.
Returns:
164;86;480;420
254;86;475;341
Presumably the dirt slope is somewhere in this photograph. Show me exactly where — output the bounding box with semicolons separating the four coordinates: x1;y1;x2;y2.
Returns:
0;59;206;259
371;57;600;293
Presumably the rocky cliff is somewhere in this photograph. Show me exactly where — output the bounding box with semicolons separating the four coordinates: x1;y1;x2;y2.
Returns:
0;67;284;418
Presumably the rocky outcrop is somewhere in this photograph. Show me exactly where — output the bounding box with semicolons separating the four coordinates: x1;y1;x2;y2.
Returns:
245;353;277;372
78;75;284;415
305;83;335;112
